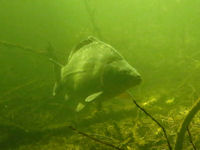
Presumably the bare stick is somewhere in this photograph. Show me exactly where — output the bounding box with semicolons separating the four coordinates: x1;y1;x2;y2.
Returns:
129;94;172;150
0;40;46;56
68;126;122;150
83;0;103;40
0;79;38;102
174;98;200;150
187;126;196;150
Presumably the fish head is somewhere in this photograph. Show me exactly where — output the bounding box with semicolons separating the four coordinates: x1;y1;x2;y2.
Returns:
103;60;142;89
122;62;142;86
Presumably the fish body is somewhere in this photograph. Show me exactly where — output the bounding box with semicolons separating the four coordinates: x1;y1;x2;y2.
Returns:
52;36;141;111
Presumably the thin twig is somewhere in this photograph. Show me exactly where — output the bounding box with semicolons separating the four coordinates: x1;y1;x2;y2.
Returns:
187;126;196;150
83;0;103;40
0;40;46;56
68;126;123;150
129;94;172;150
0;79;38;102
174;98;200;150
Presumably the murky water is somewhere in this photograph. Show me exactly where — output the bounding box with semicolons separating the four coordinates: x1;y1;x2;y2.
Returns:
0;0;200;149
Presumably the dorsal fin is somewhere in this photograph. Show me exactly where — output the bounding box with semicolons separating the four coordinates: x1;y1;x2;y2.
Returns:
68;36;98;61
75;36;98;50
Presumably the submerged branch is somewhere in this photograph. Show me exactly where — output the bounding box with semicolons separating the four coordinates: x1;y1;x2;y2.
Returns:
129;94;172;150
0;40;46;57
84;0;103;40
68;126;123;150
174;98;200;150
187;126;196;150
0;40;61;82
0;79;38;102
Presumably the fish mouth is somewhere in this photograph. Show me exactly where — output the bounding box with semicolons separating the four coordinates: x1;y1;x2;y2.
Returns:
131;75;142;86
137;76;142;84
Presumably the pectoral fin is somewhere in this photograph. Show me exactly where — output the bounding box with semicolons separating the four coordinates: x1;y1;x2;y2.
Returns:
85;91;103;102
75;102;85;112
53;82;58;96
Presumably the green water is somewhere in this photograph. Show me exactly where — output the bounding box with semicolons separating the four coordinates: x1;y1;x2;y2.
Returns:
0;0;200;149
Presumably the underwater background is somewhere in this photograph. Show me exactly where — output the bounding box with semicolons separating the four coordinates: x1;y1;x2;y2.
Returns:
0;0;200;149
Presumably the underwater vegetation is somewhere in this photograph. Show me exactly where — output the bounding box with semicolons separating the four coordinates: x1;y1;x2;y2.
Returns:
1;0;200;150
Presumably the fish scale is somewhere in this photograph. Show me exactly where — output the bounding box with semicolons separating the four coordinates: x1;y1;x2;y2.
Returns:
51;36;142;112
